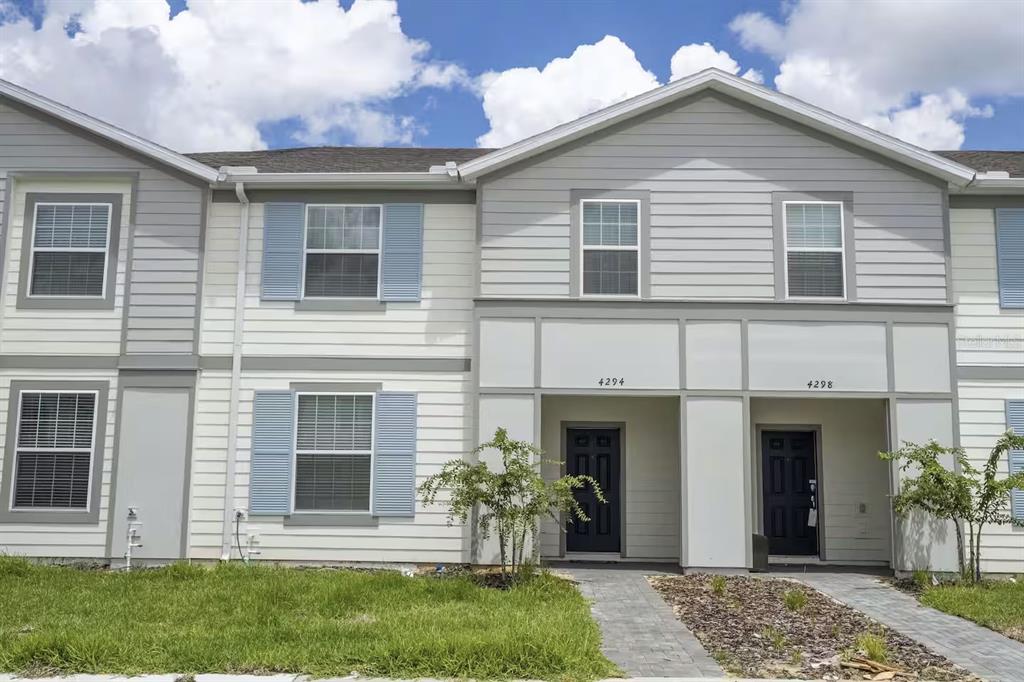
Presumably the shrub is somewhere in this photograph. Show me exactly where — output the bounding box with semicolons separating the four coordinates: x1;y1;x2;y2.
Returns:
881;431;1024;583
783;588;807;611
710;574;727;596
762;625;786;651
913;569;932;591
420;428;604;580
856;632;888;663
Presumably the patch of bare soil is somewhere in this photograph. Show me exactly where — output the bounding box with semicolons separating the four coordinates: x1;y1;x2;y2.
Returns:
649;574;978;681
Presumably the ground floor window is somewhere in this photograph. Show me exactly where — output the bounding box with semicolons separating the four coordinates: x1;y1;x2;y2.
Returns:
294;393;373;512
11;391;97;510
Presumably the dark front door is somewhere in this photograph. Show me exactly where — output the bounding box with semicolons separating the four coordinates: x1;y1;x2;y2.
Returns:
762;430;819;556
566;427;620;553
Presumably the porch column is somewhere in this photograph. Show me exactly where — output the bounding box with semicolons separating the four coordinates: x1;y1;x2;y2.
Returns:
891;399;960;573
474;393;537;565
685;396;749;569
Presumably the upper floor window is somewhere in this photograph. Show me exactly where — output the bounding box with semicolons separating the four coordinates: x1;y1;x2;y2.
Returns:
29;203;111;298
303;205;381;299
581;199;639;296
784;201;845;299
294;393;373;512
11;391;97;511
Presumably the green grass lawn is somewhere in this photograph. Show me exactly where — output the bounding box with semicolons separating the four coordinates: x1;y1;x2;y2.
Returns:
919;579;1024;643
0;558;619;681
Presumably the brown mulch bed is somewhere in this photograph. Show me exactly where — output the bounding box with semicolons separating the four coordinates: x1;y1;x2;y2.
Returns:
649;574;978;681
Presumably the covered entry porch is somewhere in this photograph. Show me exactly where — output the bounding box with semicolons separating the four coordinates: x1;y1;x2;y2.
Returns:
475;302;961;573
531;394;896;568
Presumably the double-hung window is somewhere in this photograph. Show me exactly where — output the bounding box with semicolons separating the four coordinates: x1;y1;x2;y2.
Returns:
29;202;111;298
581;200;640;296
784;201;845;299
294;393;373;512
11;391;97;510
303;205;381;298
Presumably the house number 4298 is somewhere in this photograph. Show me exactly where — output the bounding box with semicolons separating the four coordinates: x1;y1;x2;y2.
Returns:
807;379;834;389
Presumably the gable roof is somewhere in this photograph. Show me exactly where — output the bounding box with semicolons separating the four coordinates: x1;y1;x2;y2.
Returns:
458;68;977;185
935;151;1024;178
188;146;493;173
0;78;220;183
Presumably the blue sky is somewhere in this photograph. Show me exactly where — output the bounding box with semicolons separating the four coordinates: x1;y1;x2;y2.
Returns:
393;0;1022;151
0;0;1020;152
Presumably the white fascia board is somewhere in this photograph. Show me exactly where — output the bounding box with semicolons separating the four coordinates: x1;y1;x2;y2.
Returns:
0;78;220;183
219;171;472;190
954;178;1024;195
458;69;977;186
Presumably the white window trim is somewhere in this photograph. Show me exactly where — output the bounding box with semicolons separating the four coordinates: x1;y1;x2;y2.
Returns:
9;389;99;513
300;204;383;300
579;198;642;299
290;391;375;515
26;202;112;300
782;200;847;301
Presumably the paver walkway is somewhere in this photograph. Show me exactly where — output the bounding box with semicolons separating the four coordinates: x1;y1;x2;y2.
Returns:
780;571;1024;682
558;564;723;678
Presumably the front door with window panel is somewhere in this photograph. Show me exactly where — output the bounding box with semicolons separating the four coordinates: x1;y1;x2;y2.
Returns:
565;428;620;553
761;430;819;556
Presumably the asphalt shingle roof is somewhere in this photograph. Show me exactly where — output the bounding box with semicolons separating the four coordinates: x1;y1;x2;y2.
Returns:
934;150;1024;178
185;146;495;173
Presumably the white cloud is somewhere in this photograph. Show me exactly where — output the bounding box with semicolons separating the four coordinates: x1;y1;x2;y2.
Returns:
0;0;465;151
730;0;1022;149
669;42;762;84
475;35;658;148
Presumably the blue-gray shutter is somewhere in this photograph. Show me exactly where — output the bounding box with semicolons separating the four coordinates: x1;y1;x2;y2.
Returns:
1007;400;1024;520
261;202;304;300
995;208;1024;309
380;204;424;302
250;391;295;515
372;392;417;516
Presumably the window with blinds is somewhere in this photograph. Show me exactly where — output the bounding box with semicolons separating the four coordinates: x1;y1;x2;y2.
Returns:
29;203;111;297
784;202;845;298
12;391;97;509
581;200;640;296
294;393;373;512
303;205;381;298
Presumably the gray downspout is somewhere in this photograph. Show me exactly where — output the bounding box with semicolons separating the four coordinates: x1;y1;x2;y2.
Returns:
221;181;250;560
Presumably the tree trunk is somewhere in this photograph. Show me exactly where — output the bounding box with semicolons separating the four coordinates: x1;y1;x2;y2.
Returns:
974;525;984;583
966;522;976;583
953;521;965;580
497;518;508;576
518;524;528;571
510;523;517;577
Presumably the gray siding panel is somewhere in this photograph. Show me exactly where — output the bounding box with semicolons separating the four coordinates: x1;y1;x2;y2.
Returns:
0;99;204;356
479;94;947;302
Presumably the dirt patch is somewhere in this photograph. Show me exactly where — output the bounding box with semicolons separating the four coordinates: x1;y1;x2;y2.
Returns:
649;574;978;680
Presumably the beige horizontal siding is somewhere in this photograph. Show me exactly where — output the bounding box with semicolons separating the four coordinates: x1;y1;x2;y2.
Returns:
190;369;471;564
0;99;205;357
199;202;474;358
957;380;1024;573
480;94;947;302
951;207;1024;366
0;369;117;558
0;178;130;355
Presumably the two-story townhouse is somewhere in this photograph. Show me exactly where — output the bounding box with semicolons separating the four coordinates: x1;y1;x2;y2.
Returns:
0;79;218;562
0;69;1019;574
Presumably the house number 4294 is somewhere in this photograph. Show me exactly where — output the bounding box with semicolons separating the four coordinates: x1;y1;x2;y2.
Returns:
598;377;625;387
